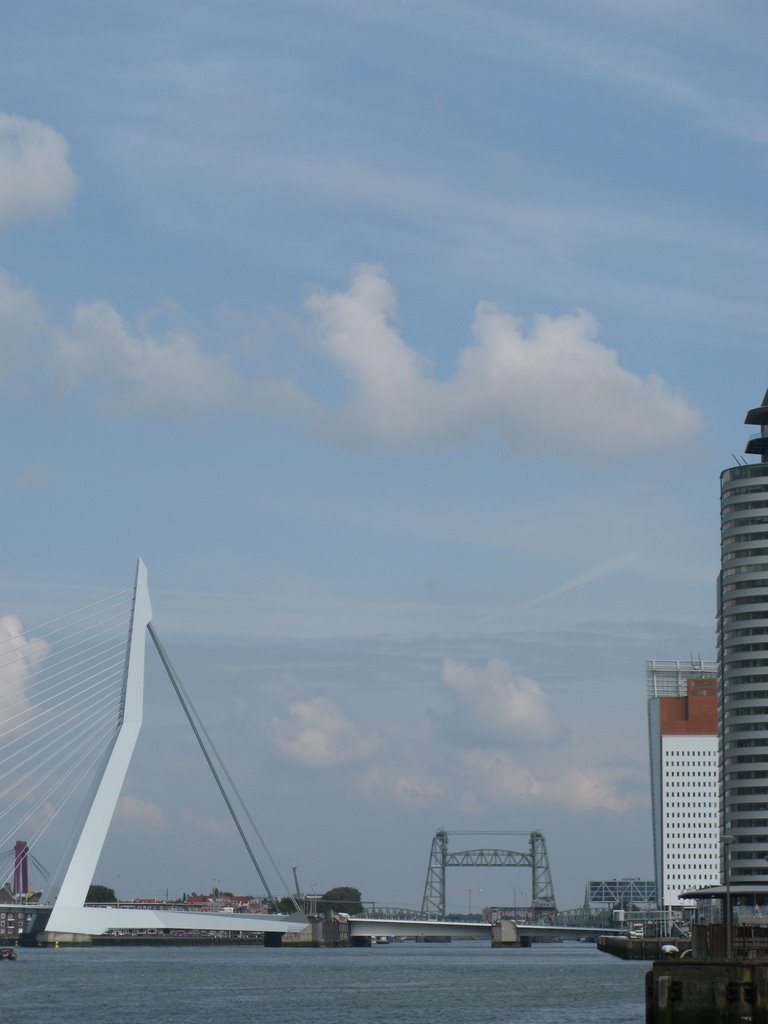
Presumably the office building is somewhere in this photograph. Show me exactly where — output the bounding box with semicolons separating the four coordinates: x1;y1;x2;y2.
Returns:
647;661;719;907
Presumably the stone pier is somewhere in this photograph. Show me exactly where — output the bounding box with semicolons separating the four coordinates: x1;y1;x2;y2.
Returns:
491;920;520;947
646;960;768;1023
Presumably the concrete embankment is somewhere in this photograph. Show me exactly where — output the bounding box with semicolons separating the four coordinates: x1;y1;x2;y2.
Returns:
598;934;691;961
646;960;768;1023
31;932;267;947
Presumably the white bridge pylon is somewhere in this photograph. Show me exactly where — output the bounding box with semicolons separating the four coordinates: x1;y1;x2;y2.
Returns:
44;560;306;937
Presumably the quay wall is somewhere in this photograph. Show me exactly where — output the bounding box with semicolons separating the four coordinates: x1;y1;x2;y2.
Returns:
598;935;691;961
646;961;768;1023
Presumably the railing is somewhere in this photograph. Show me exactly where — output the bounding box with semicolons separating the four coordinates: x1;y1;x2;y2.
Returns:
360;905;454;921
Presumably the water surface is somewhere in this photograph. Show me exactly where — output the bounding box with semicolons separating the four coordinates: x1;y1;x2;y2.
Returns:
3;941;648;1023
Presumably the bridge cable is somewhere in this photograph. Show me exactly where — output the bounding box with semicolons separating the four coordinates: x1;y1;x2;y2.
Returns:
148;623;300;914
0;589;132;879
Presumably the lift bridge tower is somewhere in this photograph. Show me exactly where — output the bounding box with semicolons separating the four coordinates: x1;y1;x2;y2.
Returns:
421;830;556;920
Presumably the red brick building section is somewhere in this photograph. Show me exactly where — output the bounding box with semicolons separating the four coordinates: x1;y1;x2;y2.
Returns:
658;678;717;736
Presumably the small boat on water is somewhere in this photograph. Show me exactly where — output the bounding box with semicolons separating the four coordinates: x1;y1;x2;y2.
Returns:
1;946;17;960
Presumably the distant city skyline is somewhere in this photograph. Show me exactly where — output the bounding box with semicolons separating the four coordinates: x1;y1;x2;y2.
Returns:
0;2;765;911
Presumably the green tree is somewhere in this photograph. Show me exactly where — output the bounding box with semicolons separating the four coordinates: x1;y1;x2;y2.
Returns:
275;896;299;914
317;886;363;915
86;883;117;904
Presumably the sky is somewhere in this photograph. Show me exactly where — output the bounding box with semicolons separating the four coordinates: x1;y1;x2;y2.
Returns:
0;0;766;913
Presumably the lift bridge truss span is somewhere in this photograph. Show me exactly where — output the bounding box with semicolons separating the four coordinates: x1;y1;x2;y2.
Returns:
421;829;556;919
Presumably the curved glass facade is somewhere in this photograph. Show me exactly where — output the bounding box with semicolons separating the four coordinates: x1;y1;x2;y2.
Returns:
719;394;768;883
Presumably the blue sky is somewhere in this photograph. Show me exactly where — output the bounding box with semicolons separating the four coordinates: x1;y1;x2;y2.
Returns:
0;0;766;911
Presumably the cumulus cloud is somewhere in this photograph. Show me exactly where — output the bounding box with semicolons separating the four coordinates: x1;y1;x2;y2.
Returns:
0;615;48;728
306;264;451;445
0;255;701;460
51;300;312;418
308;264;702;458
460;750;639;814
115;795;168;831
537;767;639;813
439;657;564;745
359;765;447;810
0;113;77;227
460;750;541;803
53;301;248;415
271;696;377;768
392;774;446;810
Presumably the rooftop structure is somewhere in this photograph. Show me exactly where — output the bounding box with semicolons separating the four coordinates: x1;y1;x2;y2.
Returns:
647;659;717;699
585;878;656;910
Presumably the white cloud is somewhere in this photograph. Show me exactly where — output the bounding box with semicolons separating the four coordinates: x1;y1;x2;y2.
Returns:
53;300;246;415
0;615;48;728
308;265;702;458
439;657;564;745
460;750;640;814
358;765;447;811
306;264;450;445
460;750;541;803
271;695;377;768
52;299;312;418
0;113;77;227
115;794;168;832
2;259;702;459
537;767;640;813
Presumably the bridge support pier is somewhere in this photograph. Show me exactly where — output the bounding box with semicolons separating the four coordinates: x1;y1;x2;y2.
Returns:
491;920;520;948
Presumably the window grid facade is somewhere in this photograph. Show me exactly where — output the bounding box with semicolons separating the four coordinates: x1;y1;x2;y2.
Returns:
719;388;768;883
660;739;719;902
648;664;719;907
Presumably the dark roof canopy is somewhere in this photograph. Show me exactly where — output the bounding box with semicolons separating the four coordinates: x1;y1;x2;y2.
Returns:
745;388;768;461
679;884;768;901
745;389;768;426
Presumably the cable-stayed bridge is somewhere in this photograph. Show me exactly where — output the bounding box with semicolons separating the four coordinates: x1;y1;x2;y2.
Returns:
0;561;619;947
0;561;307;940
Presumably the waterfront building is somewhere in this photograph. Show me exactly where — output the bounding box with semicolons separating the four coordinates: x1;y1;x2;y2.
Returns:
718;388;768;884
647;660;719;907
584;878;656;910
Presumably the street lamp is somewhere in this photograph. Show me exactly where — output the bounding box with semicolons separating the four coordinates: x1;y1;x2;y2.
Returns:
722;835;735;959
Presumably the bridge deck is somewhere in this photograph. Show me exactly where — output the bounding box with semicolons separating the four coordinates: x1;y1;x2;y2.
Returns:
347;917;620;941
0;904;308;935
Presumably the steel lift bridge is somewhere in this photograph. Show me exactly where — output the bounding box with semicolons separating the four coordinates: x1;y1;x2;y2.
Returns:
0;560;307;939
344;831;622;944
421;829;556;919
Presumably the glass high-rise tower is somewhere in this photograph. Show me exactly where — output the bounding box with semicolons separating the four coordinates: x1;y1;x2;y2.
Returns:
718;388;768;882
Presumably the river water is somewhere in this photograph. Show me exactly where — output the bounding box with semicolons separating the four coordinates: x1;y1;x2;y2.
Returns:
3;942;647;1023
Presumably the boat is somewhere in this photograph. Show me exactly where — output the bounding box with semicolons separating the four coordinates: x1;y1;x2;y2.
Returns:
1;947;17;960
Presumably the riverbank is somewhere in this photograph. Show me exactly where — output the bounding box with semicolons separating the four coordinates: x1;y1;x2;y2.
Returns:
598;934;691;961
